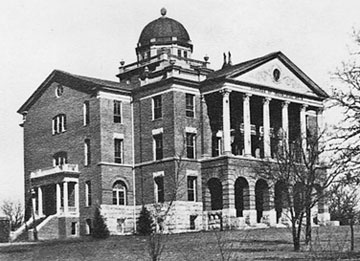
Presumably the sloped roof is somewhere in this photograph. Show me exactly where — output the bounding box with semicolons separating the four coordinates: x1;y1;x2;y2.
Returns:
206;51;328;99
17;70;131;114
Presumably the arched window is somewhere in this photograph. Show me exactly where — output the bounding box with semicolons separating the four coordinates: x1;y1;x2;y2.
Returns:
52;114;66;134
112;181;127;206
53;151;67;166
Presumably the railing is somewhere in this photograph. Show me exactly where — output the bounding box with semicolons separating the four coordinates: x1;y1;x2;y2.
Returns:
31;164;79;179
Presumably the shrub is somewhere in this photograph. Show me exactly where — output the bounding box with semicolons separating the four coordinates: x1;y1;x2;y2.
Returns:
137;206;154;235
91;207;110;239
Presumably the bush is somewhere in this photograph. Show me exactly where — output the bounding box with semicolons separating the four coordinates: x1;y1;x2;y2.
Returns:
91;207;110;239
137;206;154;235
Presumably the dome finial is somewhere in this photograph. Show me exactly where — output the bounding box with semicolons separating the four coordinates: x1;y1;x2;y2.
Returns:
160;7;167;16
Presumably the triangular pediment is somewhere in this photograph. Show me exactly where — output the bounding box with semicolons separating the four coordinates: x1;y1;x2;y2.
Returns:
231;57;319;97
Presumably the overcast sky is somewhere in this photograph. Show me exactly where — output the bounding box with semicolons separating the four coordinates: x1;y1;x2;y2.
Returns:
0;0;359;205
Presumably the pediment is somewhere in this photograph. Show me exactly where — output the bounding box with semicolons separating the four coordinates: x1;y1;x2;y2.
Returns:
230;58;321;98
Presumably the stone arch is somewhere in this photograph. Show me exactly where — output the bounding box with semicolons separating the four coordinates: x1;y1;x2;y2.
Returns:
234;177;249;217
207;178;223;210
274;181;287;223
255;179;270;223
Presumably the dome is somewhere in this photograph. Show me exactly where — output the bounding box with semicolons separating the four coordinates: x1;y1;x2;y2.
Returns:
137;8;192;50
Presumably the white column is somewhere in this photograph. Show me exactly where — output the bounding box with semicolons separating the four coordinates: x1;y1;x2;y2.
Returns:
56;183;61;214
37;187;43;216
317;108;324;134
243;94;252;156
31;189;37;218
221;89;232;155
281;101;289;149
63;182;68;215
300;105;308;154
263;97;271;158
75;182;79;215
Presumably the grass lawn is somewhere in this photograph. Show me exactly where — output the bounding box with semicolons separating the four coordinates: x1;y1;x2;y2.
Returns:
1;226;360;260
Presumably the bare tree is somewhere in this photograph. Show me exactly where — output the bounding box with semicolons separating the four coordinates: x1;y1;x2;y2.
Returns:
329;178;360;251
1;200;23;231
257;130;337;251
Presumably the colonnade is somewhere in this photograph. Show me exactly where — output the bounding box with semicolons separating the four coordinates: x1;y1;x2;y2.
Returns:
219;88;323;158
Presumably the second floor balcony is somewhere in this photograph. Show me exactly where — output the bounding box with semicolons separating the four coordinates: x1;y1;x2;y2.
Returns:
31;164;79;179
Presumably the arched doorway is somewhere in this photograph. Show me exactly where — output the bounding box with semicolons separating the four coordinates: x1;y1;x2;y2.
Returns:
207;178;223;210
255;179;269;223
275;181;287;223
234;177;249;217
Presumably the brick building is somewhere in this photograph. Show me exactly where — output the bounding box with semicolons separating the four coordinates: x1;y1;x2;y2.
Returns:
17;8;329;239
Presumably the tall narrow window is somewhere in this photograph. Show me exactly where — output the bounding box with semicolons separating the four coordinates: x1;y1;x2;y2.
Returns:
113;100;122;123
154;176;164;203
185;94;195;117
84;139;91;166
85;181;91;207
153;134;163;160
186;133;196;159
114;138;123;164
187;176;197;201
153;95;162;120
52;114;66;134
83;101;90;126
112;181;127;205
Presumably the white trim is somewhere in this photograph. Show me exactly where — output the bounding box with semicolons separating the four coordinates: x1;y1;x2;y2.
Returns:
202;84;324;108
153;171;164;178
97;162;132;167
186;170;198;176
185;127;197;134
63;177;78;183
113;133;124;139
152;128;164;135
97;91;131;102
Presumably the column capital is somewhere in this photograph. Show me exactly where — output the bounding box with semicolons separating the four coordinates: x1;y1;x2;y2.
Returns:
242;93;252;101
281;100;290;108
300;104;308;111
262;97;272;105
220;88;232;96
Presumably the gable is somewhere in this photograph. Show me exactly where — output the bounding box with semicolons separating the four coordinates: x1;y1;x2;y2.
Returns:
232;58;319;97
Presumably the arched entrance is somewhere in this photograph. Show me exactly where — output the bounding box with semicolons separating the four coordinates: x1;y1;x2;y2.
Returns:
234;177;249;217
207;178;223;210
275;181;287;223
255;179;269;223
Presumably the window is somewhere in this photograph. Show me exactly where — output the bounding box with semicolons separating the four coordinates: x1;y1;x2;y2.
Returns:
212;136;222;157
85;181;91;207
85;219;92;235
71;222;77;235
187;176;197;201
84;139;91;166
190;215;197;230
153;134;163;160
55;84;64;97
53;152;67;166
185;94;195;117
153;95;162;120
154;176;164;203
184;51;188;58
83;101;90;126
186;133;196;159
113;100;122;123
114;139;123;163
177;49;182;57
112;181;127;205
52;114;66;134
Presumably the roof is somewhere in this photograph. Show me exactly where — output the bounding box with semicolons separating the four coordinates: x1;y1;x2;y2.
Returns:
138;15;191;48
206;51;329;99
17;70;131;114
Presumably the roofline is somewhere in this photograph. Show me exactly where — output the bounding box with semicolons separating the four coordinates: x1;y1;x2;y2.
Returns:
17;70;130;114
